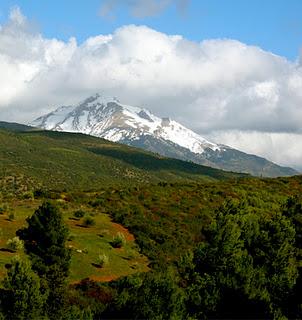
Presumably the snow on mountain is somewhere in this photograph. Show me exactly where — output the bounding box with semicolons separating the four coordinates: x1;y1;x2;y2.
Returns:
30;93;221;155
30;93;298;177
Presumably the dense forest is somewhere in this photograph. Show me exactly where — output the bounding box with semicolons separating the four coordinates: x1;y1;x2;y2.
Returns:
0;128;301;319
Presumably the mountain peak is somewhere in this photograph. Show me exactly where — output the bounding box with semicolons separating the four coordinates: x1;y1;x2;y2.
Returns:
29;94;297;177
30;95;220;153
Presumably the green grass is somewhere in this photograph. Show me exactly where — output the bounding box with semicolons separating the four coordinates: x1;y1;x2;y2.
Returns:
0;200;149;283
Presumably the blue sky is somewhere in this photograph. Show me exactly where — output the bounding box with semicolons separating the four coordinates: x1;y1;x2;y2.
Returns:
0;0;302;60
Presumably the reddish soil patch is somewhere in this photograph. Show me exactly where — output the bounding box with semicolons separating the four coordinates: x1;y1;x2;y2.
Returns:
110;222;134;241
90;275;119;282
71;274;119;285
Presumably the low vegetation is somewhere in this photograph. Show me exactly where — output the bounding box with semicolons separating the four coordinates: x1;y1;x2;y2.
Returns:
98;253;109;268
82;216;96;227
6;237;24;252
111;232;126;248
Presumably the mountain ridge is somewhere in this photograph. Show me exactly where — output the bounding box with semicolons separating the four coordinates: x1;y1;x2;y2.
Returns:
30;94;298;178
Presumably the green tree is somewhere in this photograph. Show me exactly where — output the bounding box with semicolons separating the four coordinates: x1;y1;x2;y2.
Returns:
283;196;302;249
17;201;71;319
183;199;298;319
113;269;185;320
282;196;302;318
3;256;46;320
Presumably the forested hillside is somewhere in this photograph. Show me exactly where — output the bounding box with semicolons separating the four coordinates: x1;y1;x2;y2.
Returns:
0;127;301;319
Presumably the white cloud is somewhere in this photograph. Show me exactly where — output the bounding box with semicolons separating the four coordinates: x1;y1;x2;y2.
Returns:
0;7;301;169
208;131;302;171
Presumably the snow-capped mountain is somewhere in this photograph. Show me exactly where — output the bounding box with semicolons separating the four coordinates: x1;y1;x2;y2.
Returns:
30;94;221;155
30;94;297;177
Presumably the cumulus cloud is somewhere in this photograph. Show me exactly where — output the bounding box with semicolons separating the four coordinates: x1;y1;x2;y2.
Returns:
0;7;301;170
99;0;189;19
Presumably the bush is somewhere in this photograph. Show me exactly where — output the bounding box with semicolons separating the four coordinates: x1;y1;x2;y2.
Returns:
83;216;96;227
33;189;50;199
111;232;126;248
7;237;24;252
22;191;34;200
98;253;109;268
74;209;86;219
0;204;8;215
68;233;76;241
8;212;15;221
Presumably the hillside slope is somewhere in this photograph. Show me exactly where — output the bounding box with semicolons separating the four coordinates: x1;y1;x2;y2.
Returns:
0;128;244;193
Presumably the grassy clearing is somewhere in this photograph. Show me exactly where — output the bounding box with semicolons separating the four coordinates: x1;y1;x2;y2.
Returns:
0;199;149;283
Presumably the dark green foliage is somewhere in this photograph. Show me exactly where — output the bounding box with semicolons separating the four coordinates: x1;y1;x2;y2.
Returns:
74;209;86;219
65;305;93;320
283;196;302;249
111;270;186;320
111;232;126;248
33;189;51;199
2;257;46;320
282;196;302;318
17;202;70;277
182;199;298;319
83;216;96;227
17;202;71;319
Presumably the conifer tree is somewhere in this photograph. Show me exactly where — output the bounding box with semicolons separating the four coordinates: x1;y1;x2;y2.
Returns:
17;201;71;319
3;257;46;320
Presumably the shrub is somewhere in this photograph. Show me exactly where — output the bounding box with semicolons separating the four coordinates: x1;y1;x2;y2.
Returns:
98;253;109;268
74;209;86;219
33;189;50;199
8;212;15;221
111;232;126;248
83;216;96;227
68;233;76;241
7;237;24;252
22;191;34;200
0;204;8;215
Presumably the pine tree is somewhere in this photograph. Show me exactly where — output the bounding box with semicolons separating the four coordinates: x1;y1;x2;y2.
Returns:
3;256;46;320
17;201;71;319
184;199;299;319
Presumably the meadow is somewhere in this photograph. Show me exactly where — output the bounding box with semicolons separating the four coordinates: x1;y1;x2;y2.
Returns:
0;199;149;283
